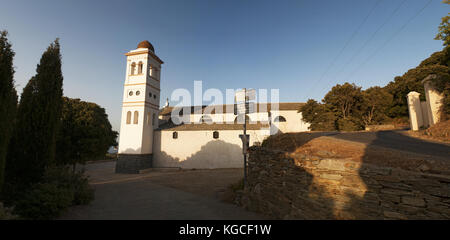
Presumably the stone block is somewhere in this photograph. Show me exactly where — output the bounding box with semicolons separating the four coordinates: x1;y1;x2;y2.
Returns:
316;159;347;171
401;196;426;207
380;193;401;203
380;188;414;196
379;181;412;191
319;173;343;181
383;211;408;220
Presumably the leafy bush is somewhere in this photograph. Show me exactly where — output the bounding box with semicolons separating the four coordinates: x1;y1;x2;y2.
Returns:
12;166;94;219
14;182;74;220
0;202;18;220
71;172;94;205
42;167;94;205
337;118;361;131
56;97;118;167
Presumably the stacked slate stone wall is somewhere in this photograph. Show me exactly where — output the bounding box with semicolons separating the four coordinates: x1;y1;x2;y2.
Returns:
237;147;450;220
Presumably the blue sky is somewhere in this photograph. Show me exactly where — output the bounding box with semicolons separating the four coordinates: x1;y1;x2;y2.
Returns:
0;0;447;131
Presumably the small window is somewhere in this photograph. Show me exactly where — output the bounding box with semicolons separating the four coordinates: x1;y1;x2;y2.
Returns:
152;113;156;126
153;94;156;99
149;92;152;98
147;112;151;125
129;91;133;96
131;62;136;75
213;131;219;139
134;111;139;124
274;116;286;122
149;65;153;77
126;111;131;124
173;132;178;139
136;90;140;96
138;61;143;74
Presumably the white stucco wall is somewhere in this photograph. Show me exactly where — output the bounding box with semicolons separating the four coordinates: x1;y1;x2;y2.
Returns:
153;129;270;169
271;110;310;133
118;107;145;154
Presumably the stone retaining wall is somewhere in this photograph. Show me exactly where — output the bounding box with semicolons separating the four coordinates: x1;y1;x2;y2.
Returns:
237;147;450;219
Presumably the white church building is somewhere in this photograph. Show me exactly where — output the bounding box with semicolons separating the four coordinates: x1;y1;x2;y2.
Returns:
116;41;310;173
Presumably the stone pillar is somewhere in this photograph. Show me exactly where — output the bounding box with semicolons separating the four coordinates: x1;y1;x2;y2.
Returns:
422;75;444;126
420;101;430;128
407;91;423;131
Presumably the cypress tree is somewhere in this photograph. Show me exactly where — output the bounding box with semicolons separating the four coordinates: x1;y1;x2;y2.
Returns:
5;39;63;190
0;31;18;192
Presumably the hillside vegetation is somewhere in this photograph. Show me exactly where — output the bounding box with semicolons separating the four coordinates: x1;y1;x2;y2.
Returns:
300;5;450;131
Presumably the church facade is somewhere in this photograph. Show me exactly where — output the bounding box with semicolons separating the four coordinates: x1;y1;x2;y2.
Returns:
116;41;310;173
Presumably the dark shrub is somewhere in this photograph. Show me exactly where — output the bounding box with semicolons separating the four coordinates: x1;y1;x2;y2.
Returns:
337;118;361;131
12;166;94;219
71;171;94;205
14;182;74;220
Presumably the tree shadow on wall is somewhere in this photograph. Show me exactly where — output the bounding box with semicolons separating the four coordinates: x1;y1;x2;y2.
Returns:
154;140;244;169
246;130;450;219
244;132;338;219
337;130;450;220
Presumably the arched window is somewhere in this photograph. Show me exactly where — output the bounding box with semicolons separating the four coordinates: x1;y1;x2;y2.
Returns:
131;62;136;75
274;116;287;122
149;65;153;77
126;111;132;124
147;112;151;125
200;115;213;123
134;111;139;124
152;113;156;126
234;114;250;124
138;61;143;74
173;132;178;139
213;131;219;139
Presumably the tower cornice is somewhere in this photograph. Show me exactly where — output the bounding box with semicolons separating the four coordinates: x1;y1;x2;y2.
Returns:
124;50;164;64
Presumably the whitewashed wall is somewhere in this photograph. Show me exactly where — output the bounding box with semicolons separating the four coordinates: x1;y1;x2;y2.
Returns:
271;110;310;133
153;129;270;169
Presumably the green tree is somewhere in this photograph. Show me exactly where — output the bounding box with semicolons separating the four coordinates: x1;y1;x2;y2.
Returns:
323;83;364;130
56;97;118;169
0;31;18;192
5;39;63;190
435;1;450;46
361;87;393;126
385;49;450;119
323;83;363;119
299;99;337;131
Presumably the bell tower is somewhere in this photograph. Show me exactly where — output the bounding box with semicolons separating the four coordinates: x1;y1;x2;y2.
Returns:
116;40;164;173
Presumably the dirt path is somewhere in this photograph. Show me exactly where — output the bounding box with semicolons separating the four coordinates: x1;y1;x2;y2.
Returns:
60;162;261;220
328;130;450;159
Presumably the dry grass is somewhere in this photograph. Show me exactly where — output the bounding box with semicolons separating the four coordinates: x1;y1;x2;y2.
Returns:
260;132;450;174
423;120;450;142
406;120;450;143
